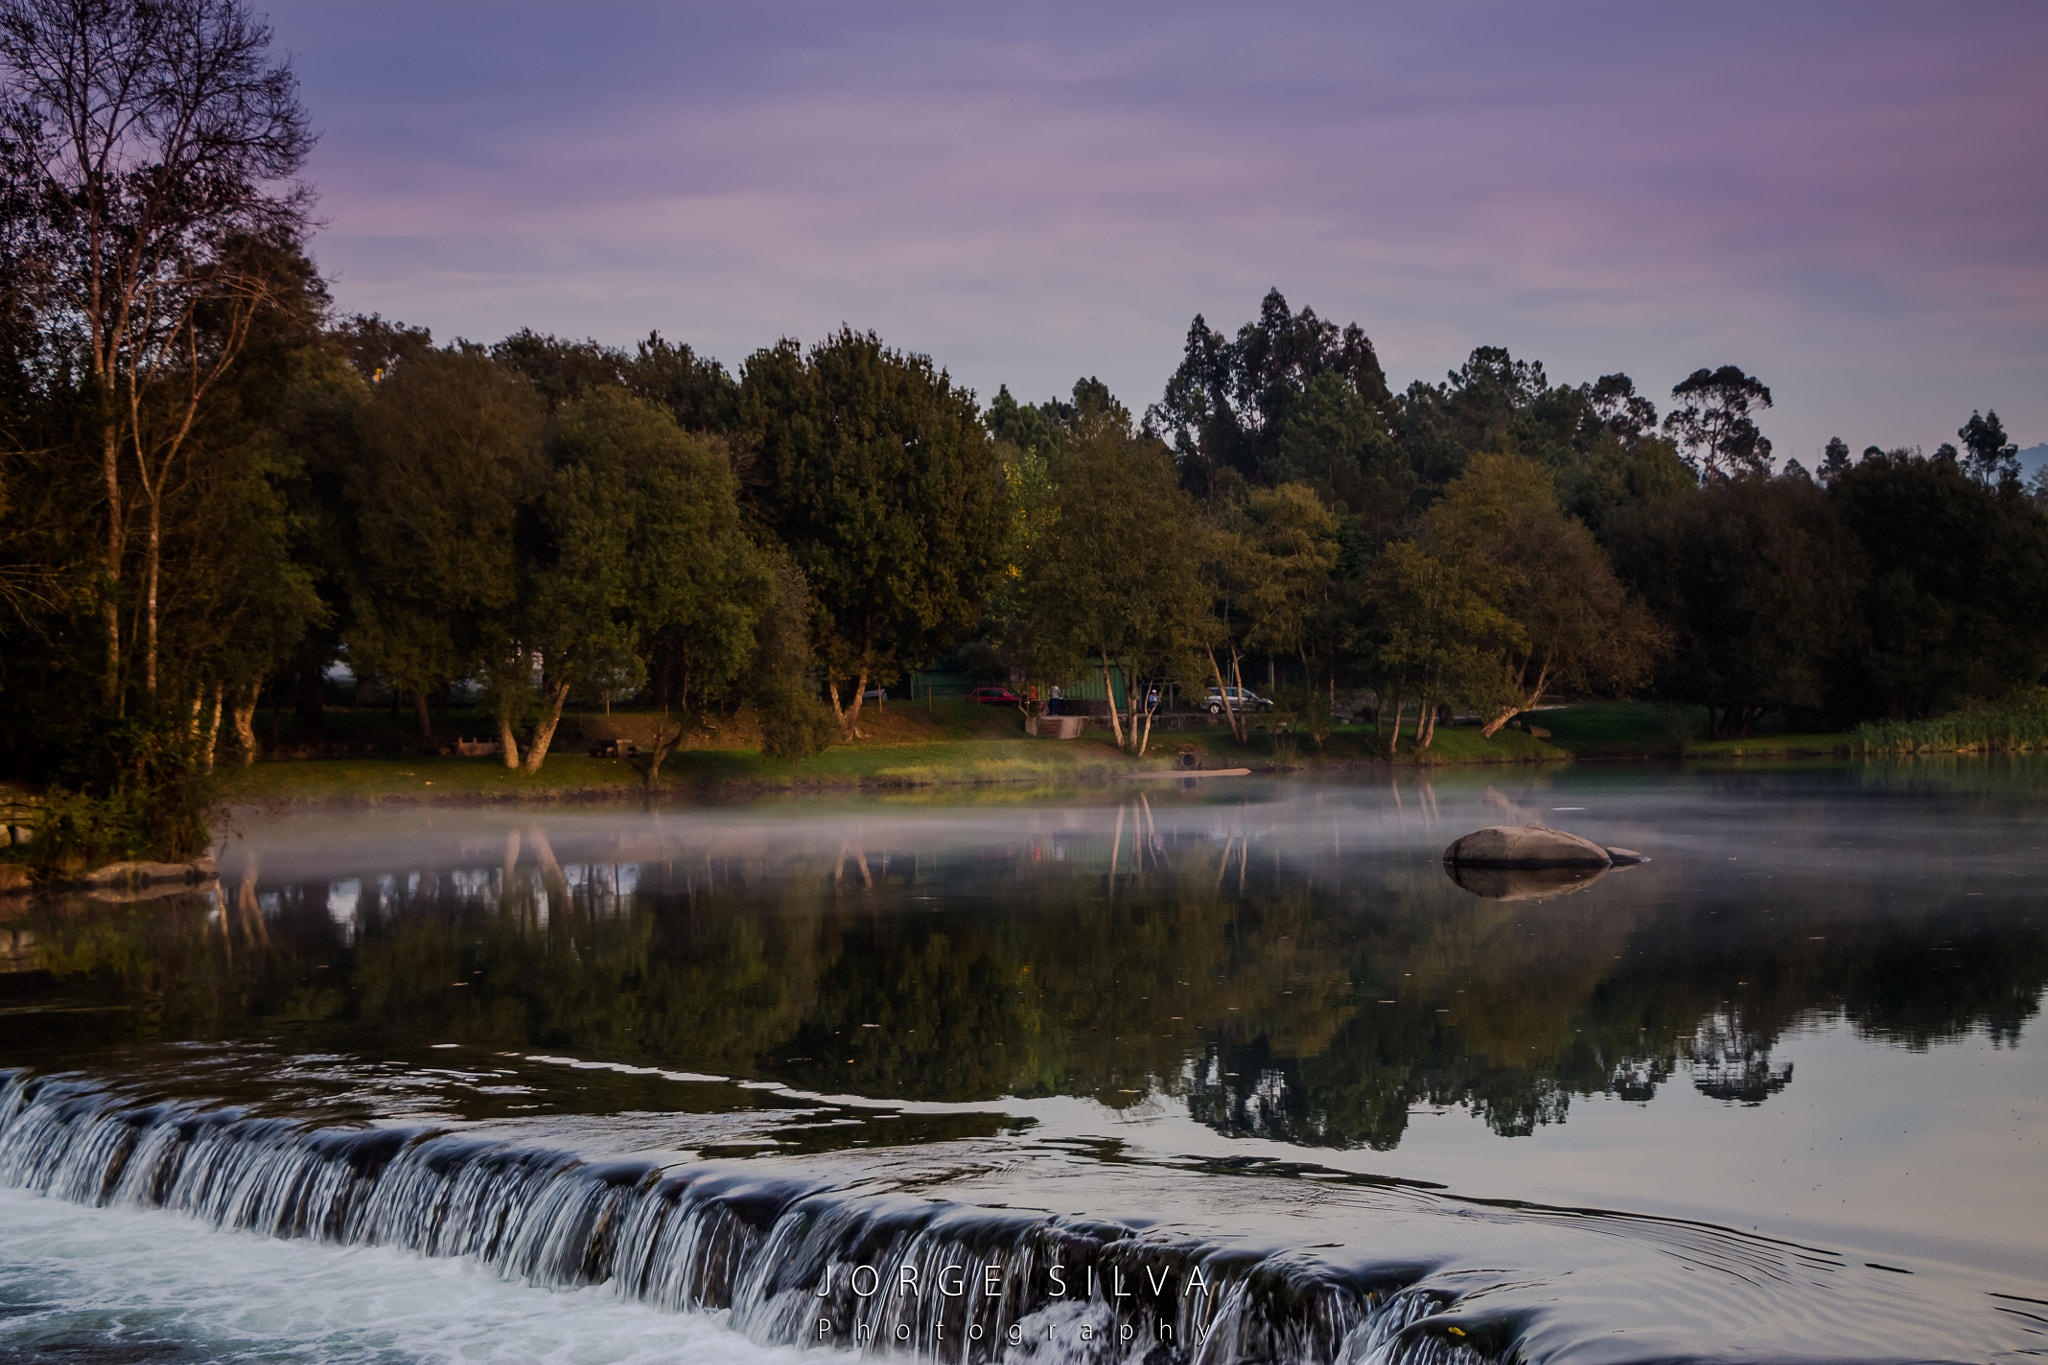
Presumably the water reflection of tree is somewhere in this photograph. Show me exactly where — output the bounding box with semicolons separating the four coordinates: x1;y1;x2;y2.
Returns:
1682;1013;1793;1104
3;809;2042;1150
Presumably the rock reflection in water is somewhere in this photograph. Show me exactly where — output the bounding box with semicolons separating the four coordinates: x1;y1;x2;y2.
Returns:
1442;861;1611;900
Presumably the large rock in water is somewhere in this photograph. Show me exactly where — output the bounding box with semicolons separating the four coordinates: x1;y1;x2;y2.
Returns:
1443;825;1612;869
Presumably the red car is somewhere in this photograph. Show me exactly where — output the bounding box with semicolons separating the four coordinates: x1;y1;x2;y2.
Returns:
969;686;1023;706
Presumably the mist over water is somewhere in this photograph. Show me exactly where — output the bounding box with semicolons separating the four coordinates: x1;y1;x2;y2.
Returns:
3;765;2044;1362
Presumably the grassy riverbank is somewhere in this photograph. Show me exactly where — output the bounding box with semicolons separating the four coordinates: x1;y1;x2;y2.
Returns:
1852;692;2048;754
208;697;1583;807
19;698;1900;820
216;723;1574;806
216;738;1150;804
1533;702;1852;759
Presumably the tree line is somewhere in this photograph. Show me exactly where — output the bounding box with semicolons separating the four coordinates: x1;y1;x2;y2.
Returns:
3;0;2047;854
998;312;2047;752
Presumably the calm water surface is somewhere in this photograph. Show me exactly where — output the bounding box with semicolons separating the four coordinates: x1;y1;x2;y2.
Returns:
2;764;2044;1363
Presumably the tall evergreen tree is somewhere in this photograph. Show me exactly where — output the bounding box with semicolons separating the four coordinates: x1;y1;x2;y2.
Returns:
1663;366;1773;482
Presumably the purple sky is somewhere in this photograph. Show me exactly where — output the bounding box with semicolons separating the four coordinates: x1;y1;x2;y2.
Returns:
269;1;2047;465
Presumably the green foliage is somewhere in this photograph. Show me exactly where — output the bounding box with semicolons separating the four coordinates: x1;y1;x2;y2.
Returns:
741;329;1009;721
1854;691;2048;754
344;348;548;732
1608;472;1861;736
537;389;778;779
1147;289;1393;497
1656;703;1704;751
1265;683;1336;752
1828;450;2048;720
1205;483;1344;741
1366;537;1521;728
1012;405;1210;750
1553;427;1695;537
982;379;1100;635
30;716;216;869
1427;452;1665;722
753;553;837;762
758;696;840;762
489;328;739;434
986;376;1126;457
1269;371;1414;532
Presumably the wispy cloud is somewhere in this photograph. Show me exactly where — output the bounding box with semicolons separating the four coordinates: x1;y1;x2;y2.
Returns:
274;0;2048;457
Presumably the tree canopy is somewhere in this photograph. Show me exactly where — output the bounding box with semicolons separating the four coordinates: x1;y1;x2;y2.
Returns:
741;328;1008;735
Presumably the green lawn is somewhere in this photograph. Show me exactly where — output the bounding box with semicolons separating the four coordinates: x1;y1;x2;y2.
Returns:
218;752;648;802
208;700;1869;809
216;734;1164;805
215;710;1582;807
1527;701;1681;754
1530;701;1851;758
1299;722;1567;765
1686;731;1852;757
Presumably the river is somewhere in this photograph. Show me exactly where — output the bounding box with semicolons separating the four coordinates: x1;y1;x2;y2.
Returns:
2;763;2043;1363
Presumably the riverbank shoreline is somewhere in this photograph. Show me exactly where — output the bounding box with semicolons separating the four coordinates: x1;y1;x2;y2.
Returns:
0;703;1900;862
207;729;1578;811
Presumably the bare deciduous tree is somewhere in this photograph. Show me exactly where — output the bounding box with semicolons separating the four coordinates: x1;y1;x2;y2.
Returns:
0;0;313;702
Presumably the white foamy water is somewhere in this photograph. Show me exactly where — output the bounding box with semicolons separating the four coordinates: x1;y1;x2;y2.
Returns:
0;1186;834;1365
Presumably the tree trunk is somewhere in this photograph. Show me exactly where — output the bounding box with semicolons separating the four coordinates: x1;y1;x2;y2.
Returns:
143;503;161;697
521;682;573;774
232;684;259;766
198;683;222;774
1481;664;1551;739
101;423;123;707
1385;699;1404;757
1230;652;1251;742
1133;677;1159;758
1421;697;1438;750
841;670;869;738
1099;651;1125;750
642;711;684;790
413;687;433;741
496;697;522;769
1208;649;1245;743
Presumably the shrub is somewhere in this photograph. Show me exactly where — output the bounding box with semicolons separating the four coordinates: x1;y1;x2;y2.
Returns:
28;716;216;872
757;694;839;762
1853;690;2048;754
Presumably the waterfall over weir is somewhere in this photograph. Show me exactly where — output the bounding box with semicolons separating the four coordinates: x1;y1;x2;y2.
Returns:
0;1072;1484;1365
